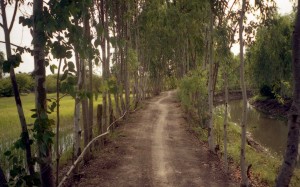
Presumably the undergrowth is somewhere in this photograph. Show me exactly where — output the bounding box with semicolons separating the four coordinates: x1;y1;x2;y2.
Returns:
192;112;300;186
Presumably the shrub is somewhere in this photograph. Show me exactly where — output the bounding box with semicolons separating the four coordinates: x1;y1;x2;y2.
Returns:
16;73;34;93
0;78;13;97
259;85;274;98
0;73;33;97
178;68;208;127
46;74;57;93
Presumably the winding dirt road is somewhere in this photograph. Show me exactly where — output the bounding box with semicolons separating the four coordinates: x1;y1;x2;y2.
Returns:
78;90;236;187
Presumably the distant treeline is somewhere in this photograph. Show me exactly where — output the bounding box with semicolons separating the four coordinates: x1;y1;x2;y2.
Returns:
0;73;102;97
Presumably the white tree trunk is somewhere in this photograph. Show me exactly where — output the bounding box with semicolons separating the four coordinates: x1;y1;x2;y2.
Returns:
276;1;300;186
223;72;229;173
73;56;82;158
239;0;249;186
0;0;35;177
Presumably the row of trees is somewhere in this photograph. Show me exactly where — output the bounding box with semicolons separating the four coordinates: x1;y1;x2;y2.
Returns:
139;0;299;186
0;0;299;187
0;0;154;186
0;73;33;96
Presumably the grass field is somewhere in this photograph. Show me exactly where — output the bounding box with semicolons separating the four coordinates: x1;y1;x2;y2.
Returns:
0;93;113;173
0;93;106;142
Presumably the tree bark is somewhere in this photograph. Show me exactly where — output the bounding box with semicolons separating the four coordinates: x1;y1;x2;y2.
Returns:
125;3;131;111
81;60;90;163
55;58;62;187
105;1;113;125
100;0;108;129
73;50;82;160
84;9;94;152
276;1;300;186
0;0;34;177
223;71;229;173
239;0;249;186
97;104;103;135
208;6;215;152
33;0;54;186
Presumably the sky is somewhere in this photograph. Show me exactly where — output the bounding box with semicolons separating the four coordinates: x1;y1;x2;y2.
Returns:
0;0;295;74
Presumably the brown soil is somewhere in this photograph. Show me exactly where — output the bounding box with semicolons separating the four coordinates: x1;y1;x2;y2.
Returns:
214;90;254;105
75;90;237;187
250;98;292;120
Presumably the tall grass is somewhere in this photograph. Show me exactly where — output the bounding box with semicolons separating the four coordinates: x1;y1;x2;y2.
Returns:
0;93;108;173
192;112;300;187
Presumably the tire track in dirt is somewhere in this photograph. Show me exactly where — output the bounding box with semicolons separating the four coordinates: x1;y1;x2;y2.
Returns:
78;90;237;187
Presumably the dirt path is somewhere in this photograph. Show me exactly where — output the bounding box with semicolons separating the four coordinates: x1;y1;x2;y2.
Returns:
78;90;236;187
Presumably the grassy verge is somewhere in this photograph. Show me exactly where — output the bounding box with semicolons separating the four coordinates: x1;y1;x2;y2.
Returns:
0;92;132;173
0;93;108;140
192;113;300;186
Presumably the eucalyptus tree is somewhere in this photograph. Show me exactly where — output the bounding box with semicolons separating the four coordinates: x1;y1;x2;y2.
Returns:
215;13;239;173
81;2;93;163
246;14;293;93
207;0;215;152
32;1;55;186
239;1;248;186
237;0;276;186
276;1;300;185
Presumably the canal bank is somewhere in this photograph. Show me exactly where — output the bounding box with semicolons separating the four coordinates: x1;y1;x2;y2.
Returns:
184;90;300;186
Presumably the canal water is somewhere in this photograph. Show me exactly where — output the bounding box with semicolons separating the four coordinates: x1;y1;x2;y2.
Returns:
224;100;289;156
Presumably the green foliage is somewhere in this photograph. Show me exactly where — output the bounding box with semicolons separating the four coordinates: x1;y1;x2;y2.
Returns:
209;114;300;187
127;48;139;72
0;78;13;97
16;73;34;93
246;14;293;95
258;80;292;103
178;68;208;127
272;80;292;103
260;85;274;98
108;76;118;94
2;54;22;73
0;73;34;97
4;134;40;186
46;74;57;93
138;0;210;89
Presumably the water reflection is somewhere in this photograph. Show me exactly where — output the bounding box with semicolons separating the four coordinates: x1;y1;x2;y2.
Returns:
219;100;288;156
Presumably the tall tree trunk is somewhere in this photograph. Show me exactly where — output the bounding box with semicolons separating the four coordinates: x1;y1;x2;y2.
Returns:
223;71;229;173
84;9;93;150
125;3;130;111
120;46;126;113
208;6;215;152
55;58;62;186
213;62;219;96
105;2;113;124
0;0;34;177
81;60;90;163
276;1;300;186
97;104;103;135
100;0;108;129
239;0;248;186
73;51;82;177
114;93;121;117
33;0;54;186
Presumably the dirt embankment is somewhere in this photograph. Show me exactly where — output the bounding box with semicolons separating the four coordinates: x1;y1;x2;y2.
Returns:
250;98;292;120
215;90;291;120
214;90;254;105
74;90;237;187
